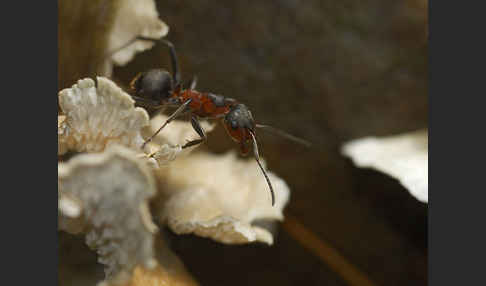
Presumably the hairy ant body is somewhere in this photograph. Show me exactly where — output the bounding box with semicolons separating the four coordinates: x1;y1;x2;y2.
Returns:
114;36;310;206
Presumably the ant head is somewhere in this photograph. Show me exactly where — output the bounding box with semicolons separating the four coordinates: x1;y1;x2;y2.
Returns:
225;104;255;131
130;69;174;102
223;104;256;155
224;104;276;206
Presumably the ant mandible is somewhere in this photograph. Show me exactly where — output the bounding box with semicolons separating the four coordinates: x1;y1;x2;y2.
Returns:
116;36;311;206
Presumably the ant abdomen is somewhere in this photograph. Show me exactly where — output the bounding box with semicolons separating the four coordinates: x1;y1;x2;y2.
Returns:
130;69;173;102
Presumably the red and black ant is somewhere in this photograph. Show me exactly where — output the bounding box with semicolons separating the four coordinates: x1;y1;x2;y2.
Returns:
111;36;311;206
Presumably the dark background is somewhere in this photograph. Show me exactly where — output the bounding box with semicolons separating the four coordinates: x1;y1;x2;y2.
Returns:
61;0;428;285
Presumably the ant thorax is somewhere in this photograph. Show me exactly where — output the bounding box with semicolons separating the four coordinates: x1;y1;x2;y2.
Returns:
179;89;236;119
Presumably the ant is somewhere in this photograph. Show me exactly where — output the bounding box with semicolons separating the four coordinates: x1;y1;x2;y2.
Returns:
110;36;311;206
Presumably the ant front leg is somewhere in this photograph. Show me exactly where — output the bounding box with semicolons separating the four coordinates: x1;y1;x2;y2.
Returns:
182;115;207;149
142;99;193;149
136;36;182;88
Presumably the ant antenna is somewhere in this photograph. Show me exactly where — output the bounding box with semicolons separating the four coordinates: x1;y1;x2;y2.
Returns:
137;36;181;87
101;37;139;61
189;75;198;90
91;36;139;72
249;130;275;206
95;35;182;87
255;124;312;148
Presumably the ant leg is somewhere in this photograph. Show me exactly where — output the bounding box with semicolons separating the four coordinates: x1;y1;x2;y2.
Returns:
189;75;198;90
182;115;207;148
249;130;275;206
142;99;193;149
137;36;181;88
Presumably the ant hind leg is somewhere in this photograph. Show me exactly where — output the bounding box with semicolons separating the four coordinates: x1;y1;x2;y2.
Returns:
142;99;193;149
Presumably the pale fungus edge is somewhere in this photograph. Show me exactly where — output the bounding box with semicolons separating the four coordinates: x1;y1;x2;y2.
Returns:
101;0;169;76
58;77;150;155
156;151;291;245
341;129;428;203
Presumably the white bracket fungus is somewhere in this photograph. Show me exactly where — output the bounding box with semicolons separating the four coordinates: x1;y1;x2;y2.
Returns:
58;77;150;155
156;152;291;245
341;130;428;203
59;0;168;90
58;145;159;283
103;0;169;76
